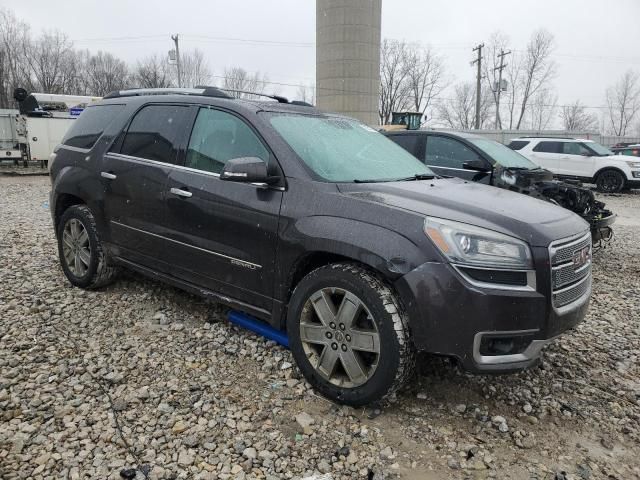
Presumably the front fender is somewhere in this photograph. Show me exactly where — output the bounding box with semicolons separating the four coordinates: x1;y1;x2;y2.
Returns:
276;215;432;301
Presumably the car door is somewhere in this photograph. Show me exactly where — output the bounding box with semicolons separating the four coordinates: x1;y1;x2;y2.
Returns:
100;103;193;269
424;135;491;183
528;141;562;173
558;142;596;178
163;106;283;312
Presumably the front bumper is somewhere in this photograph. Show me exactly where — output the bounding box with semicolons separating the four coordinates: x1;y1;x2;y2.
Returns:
394;253;589;372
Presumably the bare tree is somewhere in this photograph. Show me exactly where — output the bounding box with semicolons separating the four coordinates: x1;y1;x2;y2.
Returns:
436;82;492;130
379;39;411;125
0;8;33;106
223;67;268;98
514;29;556;129
296;83;316;104
605;70;640;136
525;88;557;130
25;31;74;93
180;49;211;88
133;54;173;88
560;100;599;131
81;51;129;95
405;45;445;125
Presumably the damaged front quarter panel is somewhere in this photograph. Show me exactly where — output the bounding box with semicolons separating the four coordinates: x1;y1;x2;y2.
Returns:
493;166;616;248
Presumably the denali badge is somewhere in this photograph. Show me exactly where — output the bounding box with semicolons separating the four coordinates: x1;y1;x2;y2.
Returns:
572;245;591;269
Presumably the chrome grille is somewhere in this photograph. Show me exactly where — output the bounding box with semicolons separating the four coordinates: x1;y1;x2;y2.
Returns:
552;262;590;290
551;234;591;264
549;233;592;310
553;277;591;308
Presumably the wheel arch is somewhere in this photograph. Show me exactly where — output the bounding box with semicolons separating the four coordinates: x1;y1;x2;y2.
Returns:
274;216;431;329
54;193;85;231
593;166;628;183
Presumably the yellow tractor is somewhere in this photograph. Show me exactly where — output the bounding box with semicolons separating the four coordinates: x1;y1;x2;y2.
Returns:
380;111;423;131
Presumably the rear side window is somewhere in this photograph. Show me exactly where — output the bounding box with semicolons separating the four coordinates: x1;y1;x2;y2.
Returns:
62;105;123;149
120;105;190;163
425;136;480;168
185;108;269;174
532;141;562;153
388;134;421;156
508;140;529;151
562;142;592;155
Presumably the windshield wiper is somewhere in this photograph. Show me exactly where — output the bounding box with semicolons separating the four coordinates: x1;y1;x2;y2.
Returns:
396;173;437;181
353;178;397;183
353;173;436;183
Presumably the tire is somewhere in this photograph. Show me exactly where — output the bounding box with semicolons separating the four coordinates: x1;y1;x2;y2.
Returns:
287;263;415;406
595;169;625;193
57;204;118;289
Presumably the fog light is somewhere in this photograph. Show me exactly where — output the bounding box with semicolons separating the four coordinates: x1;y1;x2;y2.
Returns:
479;334;534;356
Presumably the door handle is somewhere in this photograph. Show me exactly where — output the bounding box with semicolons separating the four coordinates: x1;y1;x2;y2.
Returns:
101;171;117;180
170;187;192;198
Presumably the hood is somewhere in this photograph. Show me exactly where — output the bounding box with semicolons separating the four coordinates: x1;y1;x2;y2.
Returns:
608;154;639;162
338;177;589;247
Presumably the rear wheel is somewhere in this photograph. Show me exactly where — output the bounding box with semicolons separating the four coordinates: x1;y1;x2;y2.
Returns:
57;205;118;289
595;170;625;193
287;263;414;406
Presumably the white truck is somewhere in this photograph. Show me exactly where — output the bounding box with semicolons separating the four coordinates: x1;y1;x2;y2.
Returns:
12;89;101;167
0;109;23;164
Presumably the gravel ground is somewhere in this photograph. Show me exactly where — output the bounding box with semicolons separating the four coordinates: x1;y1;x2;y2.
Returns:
1;177;639;480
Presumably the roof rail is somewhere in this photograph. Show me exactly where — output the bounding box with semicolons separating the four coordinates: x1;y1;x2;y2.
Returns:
212;88;289;104
516;136;578;140
102;87;233;99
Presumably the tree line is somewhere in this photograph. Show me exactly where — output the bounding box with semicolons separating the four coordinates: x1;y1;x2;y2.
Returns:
0;8;272;108
1;8;638;135
379;31;640;136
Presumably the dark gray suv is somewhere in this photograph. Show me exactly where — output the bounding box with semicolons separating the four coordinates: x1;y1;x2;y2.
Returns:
50;87;592;406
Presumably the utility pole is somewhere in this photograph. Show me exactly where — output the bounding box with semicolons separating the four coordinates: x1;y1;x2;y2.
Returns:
494;49;511;129
471;43;484;130
171;34;182;88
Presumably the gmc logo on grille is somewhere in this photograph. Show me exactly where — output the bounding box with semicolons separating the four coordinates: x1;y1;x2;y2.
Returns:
572;245;591;269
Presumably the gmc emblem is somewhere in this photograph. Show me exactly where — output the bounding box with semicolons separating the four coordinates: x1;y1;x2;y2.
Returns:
572;245;591;269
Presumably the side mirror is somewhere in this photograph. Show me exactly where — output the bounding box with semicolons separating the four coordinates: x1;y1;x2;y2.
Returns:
463;159;492;172
220;157;278;184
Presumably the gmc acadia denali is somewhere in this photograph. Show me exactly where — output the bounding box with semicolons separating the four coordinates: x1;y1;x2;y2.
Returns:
49;87;592;406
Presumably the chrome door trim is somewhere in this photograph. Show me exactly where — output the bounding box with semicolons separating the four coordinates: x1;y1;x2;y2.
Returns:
111;220;262;270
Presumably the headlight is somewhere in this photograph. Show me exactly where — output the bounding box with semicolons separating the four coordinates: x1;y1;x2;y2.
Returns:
424;217;532;269
626;161;640;168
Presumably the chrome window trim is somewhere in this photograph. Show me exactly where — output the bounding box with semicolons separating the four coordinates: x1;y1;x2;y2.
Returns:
110;220;262;270
104;152;285;190
452;264;537;292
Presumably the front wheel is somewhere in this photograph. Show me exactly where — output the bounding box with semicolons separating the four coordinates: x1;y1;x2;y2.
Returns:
595;170;625;193
287;263;415;406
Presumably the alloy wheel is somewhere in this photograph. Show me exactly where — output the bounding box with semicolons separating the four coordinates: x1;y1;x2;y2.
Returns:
299;287;380;388
62;218;91;277
599;171;623;192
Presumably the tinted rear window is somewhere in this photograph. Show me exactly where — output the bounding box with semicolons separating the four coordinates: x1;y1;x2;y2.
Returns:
532;141;563;153
62;105;123;149
508;140;529;151
120;105;190;163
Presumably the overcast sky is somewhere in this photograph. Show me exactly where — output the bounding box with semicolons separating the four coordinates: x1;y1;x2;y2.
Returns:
5;0;640;119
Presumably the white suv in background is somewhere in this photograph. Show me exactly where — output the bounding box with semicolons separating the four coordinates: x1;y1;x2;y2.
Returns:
508;137;640;192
